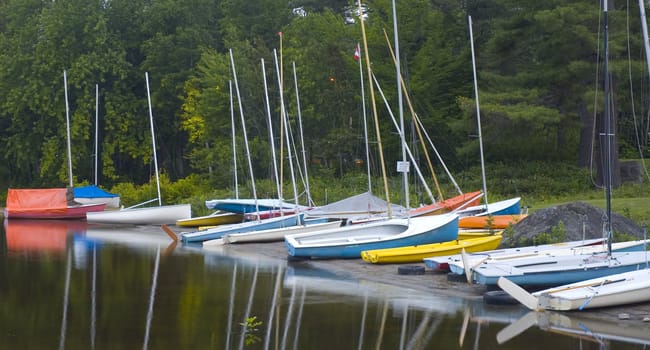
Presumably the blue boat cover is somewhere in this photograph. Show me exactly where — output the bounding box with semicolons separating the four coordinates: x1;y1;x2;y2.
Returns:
73;185;119;198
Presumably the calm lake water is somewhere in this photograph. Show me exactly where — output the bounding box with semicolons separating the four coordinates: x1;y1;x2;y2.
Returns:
1;219;648;349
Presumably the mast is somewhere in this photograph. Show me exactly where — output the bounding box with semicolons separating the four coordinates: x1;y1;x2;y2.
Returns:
274;49;300;210
229;49;260;218
64;70;73;187
230;81;239;199
359;0;392;217
392;0;409;210
468;16;489;209
261;58;282;207
292;61;314;206
94;84;99;185
603;0;613;255
639;0;650;84
145;72;162;206
356;43;372;193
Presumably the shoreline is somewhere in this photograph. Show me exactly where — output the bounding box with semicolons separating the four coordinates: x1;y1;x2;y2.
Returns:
194;236;650;325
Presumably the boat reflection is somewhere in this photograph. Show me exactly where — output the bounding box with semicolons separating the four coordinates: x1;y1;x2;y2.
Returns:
496;310;650;348
283;264;467;349
4;219;88;255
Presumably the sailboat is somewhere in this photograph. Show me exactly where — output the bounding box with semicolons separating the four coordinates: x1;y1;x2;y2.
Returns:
471;6;650;289
496;1;650;310
360;233;503;264
179;50;304;243
86;73;191;225
4;72;107;220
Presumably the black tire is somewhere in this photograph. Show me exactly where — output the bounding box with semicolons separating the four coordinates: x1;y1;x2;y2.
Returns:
398;265;425;275
287;255;309;262
447;272;468;282
483;290;520;305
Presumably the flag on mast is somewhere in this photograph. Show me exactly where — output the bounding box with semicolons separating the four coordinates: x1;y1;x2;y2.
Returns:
353;45;360;61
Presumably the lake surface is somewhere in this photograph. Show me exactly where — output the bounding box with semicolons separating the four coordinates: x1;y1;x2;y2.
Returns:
1;219;649;349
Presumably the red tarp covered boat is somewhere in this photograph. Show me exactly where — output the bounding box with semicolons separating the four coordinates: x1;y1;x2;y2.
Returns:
4;188;106;219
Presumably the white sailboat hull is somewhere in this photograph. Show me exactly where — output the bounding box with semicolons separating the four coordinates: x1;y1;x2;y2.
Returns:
447;239;645;275
535;268;650;310
86;204;191;225
220;220;343;244
74;196;121;209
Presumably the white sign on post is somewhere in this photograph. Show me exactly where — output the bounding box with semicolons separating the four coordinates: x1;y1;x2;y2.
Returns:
396;161;410;173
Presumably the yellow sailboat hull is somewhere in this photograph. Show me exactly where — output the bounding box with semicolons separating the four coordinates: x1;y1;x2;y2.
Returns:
458;229;504;240
360;234;503;264
176;211;243;227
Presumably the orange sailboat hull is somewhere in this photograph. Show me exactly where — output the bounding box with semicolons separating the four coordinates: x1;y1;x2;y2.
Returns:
458;214;528;229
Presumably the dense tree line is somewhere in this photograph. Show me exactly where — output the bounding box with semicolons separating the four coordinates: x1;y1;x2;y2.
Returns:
1;0;648;196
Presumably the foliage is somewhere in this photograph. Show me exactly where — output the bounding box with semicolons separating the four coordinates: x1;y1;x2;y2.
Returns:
239;316;263;346
2;0;650;208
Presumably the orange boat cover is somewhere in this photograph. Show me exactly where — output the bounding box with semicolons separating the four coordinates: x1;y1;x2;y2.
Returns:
5;188;69;215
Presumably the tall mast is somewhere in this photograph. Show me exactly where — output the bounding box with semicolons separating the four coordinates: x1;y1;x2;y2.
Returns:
292;61;313;206
230;81;239;199
145;72;162;206
392;0;409;210
469;16;489;208
261;58;282;205
94;84;99;185
356;43;372;193
229;49;260;218
603;0;613;255
359;0;392;217
64;70;73;187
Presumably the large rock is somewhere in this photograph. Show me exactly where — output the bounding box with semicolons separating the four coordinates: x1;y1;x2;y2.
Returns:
509;201;644;244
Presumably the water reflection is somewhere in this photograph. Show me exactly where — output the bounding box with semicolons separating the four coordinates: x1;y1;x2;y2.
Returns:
497;311;650;348
1;220;649;349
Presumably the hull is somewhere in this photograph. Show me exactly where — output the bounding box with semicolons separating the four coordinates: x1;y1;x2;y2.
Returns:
74;196;121;209
455;197;521;217
213;220;342;244
5;203;106;219
285;214;459;259
86;204;191;225
361;234;503;264
458;214;527;229
534;269;650;310
176;211;243;227
181;213;304;243
5;188;106;219
73;185;121;209
451;239;647;276
409;190;483;217
473;251;650;286
243;208;306;221
458;229;503;240
204;198;300;214
423;238;606;272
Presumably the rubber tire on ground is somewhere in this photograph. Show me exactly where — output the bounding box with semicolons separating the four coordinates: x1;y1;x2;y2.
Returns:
446;272;467;282
483;290;520;305
287;255;310;262
397;265;425;275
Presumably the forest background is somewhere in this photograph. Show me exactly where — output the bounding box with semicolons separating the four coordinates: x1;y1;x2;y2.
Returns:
2;0;650;224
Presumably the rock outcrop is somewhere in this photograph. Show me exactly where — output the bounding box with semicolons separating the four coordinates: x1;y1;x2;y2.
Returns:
508;202;644;245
